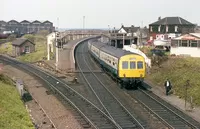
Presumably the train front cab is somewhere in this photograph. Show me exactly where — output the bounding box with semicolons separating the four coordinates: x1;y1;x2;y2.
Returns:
118;54;145;89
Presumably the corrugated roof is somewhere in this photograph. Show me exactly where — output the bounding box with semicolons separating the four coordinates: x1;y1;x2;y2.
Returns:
149;17;194;25
12;38;35;46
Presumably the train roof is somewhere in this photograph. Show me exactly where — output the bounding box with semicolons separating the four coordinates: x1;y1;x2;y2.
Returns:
90;41;138;58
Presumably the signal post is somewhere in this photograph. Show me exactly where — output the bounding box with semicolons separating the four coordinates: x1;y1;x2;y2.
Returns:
55;31;62;71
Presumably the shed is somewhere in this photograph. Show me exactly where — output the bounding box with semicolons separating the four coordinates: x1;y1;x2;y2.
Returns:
12;38;35;57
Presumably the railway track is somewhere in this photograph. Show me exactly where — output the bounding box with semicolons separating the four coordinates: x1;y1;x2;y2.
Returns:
78;40;200;129
127;88;200;129
0;55;121;129
75;42;145;129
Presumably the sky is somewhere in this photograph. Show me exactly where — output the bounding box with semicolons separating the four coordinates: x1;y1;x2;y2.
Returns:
1;0;200;29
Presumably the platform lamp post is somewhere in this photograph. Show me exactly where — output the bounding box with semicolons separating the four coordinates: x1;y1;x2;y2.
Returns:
82;16;85;38
123;33;125;49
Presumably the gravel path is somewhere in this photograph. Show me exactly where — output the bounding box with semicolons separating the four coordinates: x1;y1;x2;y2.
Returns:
2;64;83;129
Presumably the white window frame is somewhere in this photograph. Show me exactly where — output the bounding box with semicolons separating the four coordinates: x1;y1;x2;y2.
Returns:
150;26;153;32
175;26;178;32
24;46;30;53
166;26;168;32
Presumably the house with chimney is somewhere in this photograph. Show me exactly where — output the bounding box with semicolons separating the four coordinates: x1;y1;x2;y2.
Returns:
149;17;195;41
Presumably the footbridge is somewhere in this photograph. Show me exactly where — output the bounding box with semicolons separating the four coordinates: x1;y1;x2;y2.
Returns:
60;30;108;44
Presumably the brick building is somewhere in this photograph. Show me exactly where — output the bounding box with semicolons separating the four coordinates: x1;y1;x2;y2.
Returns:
12;38;35;57
0;20;55;35
149;17;195;40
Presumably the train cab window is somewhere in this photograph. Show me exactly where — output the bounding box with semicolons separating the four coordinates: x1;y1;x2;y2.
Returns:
137;61;143;69
130;61;136;69
122;61;128;69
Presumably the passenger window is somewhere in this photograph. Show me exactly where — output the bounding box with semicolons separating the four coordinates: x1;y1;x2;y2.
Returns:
122;61;128;69
130;61;136;69
137;61;143;69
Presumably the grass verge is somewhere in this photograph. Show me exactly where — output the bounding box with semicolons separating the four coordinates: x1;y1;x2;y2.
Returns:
17;34;47;62
146;57;200;106
0;74;34;129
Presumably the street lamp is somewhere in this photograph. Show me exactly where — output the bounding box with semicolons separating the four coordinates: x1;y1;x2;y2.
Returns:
82;16;85;38
108;25;110;34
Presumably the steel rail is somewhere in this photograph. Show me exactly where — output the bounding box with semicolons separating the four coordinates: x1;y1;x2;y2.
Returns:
128;88;200;129
75;42;145;129
140;88;200;129
0;55;121;129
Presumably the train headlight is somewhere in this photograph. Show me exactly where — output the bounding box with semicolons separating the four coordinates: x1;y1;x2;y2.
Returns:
123;74;126;77
140;74;143;77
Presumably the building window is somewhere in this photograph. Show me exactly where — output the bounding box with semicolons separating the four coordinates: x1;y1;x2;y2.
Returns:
158;25;161;32
137;61;143;69
24;46;30;53
150;26;152;32
175;26;178;32
198;41;200;48
171;40;178;47
191;40;198;47
166;26;168;32
130;61;136;69
122;61;128;69
181;40;188;47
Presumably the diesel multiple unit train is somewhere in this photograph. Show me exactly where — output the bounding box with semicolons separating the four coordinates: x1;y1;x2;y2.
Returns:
88;40;146;88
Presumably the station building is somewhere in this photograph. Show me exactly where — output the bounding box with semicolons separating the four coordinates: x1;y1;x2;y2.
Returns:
171;33;200;57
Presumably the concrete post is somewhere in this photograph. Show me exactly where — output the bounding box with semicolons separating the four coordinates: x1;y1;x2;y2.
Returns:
47;38;50;60
47;44;50;60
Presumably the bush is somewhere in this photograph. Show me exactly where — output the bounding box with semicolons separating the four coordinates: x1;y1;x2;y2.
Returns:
0;74;13;85
37;30;49;36
7;34;16;41
151;55;168;66
23;34;35;43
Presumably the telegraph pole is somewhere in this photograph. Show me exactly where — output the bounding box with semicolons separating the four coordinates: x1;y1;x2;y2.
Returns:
140;21;143;46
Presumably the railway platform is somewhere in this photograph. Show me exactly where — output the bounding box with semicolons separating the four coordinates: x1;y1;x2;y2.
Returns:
46;36;97;73
145;80;200;123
